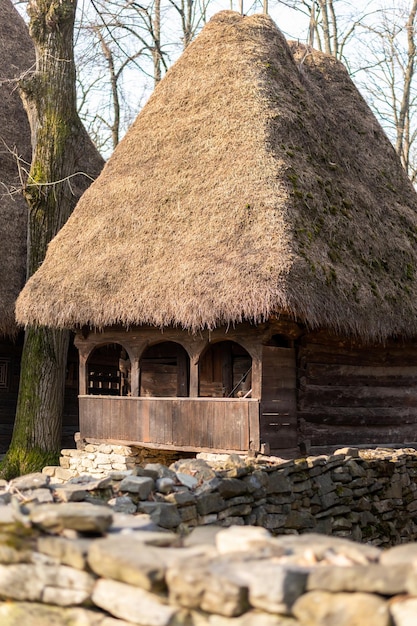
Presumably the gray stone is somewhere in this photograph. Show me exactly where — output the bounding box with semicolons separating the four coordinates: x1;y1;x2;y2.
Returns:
178;504;198;522
137;502;181;529
0;506;16;525
119;476;155;499
22;488;54;504
218;504;252;520
196;493;226;515
274;533;381;564
68;475;113;490
0;492;11;505
284;510;315;530
292;590;390;626
144;463;177;480
390;597;417;626
92;578;180;626
164;489;196;506
170;459;216;482
29;502;113;534
176;473;199;489
217;479;249;499
307;564;408;595
37;536;92;570
53;484;89;502
88;535;166;591
236;562;308;613
9;473;50;492
0;602;104;626
0;563;95;604
346;460;367;477
266;473;292;495
215;526;273;555
183;526;223;548
200;611;296;626
156;477;176;494
107;495;137;514
334;447;359;458
194;477;222;496
314;471;336;495
381;542;417;566
109;512;177;538
166;555;249;617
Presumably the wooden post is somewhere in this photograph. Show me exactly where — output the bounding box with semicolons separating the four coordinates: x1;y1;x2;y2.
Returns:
190;358;199;397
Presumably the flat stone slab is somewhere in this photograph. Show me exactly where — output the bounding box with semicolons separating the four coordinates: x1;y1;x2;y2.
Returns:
9;473;50;492
29;502;113;534
92;578;180;626
88;536;167;591
292;590;390;626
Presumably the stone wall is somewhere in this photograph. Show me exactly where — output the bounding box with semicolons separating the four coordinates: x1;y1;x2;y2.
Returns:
47;443;417;547
1;469;417;625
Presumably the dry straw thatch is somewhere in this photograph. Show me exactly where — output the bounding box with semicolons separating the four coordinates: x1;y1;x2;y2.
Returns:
16;11;417;340
0;0;33;337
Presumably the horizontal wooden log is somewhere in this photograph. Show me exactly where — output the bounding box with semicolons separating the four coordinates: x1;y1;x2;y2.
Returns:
299;330;414;350
303;363;417;387
299;407;417;427
299;385;417;408
300;422;417;447
299;343;417;367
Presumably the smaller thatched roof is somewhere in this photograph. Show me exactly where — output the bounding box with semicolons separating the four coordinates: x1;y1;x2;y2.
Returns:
0;0;33;337
15;11;417;341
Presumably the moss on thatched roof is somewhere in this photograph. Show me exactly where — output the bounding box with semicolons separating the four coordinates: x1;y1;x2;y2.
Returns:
16;11;417;340
0;0;33;337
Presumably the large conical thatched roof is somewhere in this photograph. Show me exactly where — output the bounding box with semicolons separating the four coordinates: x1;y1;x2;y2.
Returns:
16;11;417;340
0;0;33;337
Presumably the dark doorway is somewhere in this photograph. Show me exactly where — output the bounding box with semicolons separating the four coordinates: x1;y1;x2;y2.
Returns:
199;341;252;398
87;343;130;396
140;342;189;397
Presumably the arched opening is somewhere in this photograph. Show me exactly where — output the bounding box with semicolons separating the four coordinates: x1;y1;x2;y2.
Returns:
199;341;252;398
87;343;131;396
139;342;189;397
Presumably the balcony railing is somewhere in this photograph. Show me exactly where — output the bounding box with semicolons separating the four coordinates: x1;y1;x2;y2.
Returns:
79;395;260;453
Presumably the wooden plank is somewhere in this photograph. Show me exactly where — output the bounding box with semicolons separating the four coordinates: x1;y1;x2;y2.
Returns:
148;400;173;444
139;398;150;443
109;398;121;440
248;401;260;451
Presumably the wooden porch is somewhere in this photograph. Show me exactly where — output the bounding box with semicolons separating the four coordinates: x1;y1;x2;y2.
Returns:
79;396;260;453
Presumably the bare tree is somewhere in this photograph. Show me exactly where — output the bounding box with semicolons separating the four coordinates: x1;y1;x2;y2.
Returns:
354;1;417;182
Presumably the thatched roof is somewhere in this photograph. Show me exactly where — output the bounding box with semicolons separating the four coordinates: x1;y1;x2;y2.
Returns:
16;11;417;340
0;0;33;337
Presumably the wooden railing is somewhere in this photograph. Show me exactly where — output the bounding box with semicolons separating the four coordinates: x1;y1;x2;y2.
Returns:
79;396;260;453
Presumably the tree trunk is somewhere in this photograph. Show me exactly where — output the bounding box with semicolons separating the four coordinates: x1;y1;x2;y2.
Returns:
1;0;103;478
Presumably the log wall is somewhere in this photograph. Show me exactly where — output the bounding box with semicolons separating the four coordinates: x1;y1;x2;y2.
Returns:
298;331;417;449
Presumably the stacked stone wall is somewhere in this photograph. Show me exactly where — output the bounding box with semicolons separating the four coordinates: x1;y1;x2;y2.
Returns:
1;467;417;625
49;444;417;546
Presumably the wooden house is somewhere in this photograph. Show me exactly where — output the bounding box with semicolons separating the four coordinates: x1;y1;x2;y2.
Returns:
0;0;103;451
16;12;417;456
